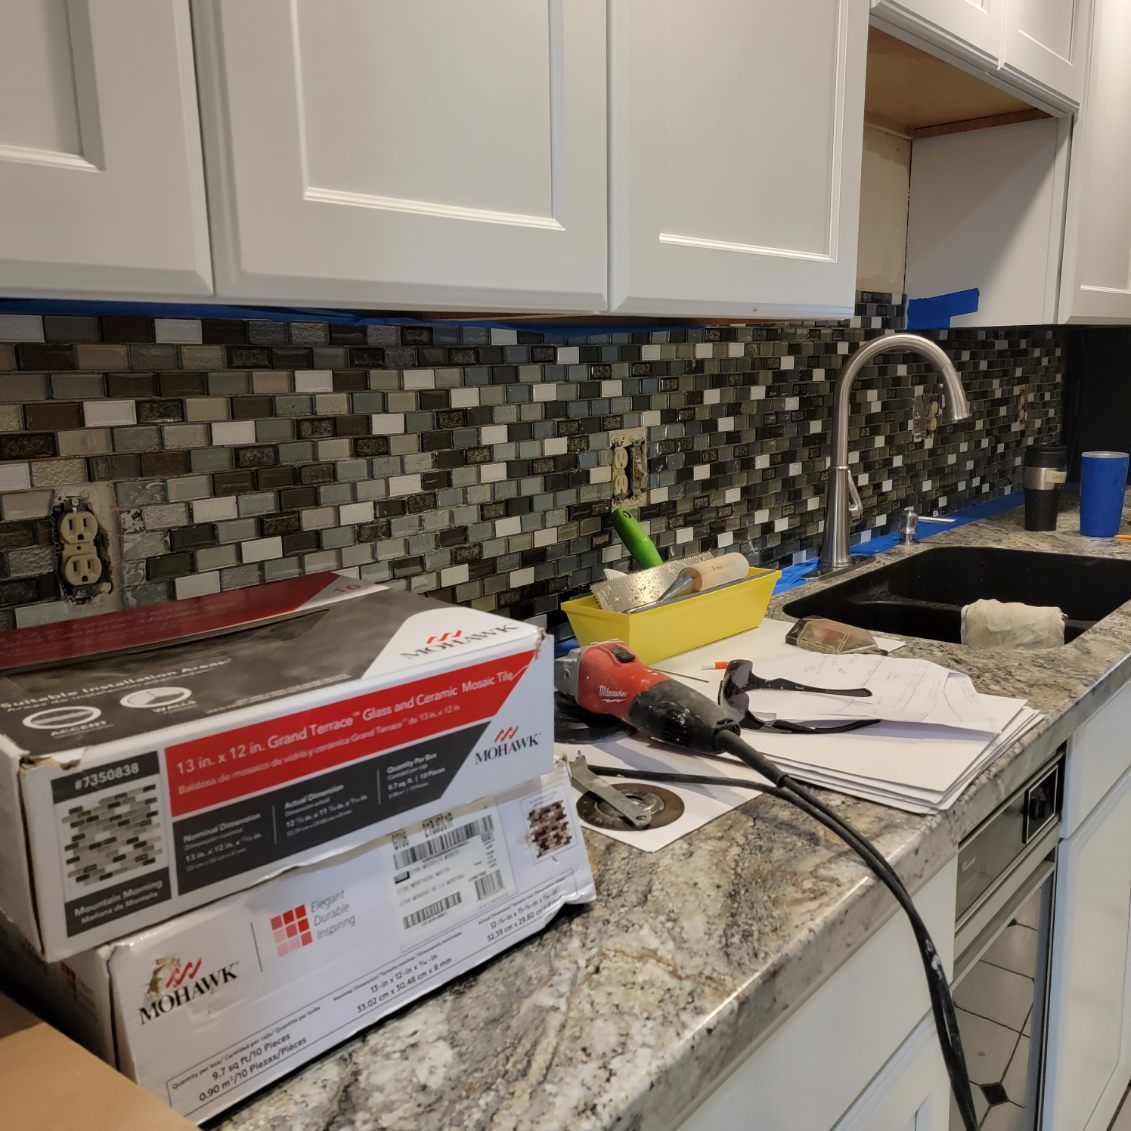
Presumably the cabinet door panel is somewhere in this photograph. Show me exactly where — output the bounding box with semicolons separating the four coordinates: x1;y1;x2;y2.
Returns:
1063;682;1131;838
1059;0;1131;322
833;1018;948;1131
1043;769;1131;1130
0;0;211;297
193;0;607;312
1001;0;1092;107
608;0;868;317
871;0;1003;63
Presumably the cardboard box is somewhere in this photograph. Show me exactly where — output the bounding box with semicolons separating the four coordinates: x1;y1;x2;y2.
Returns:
0;992;195;1131
0;767;594;1123
0;573;552;959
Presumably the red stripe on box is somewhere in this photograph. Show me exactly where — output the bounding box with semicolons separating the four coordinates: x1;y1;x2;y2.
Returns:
164;650;534;817
0;574;338;671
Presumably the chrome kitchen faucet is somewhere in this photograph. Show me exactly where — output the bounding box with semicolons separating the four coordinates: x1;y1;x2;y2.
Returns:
820;334;971;574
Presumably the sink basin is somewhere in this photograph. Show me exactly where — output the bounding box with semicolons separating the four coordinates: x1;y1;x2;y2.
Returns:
783;546;1131;645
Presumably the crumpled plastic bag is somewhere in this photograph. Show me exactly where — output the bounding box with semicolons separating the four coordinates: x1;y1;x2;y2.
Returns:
960;598;1065;649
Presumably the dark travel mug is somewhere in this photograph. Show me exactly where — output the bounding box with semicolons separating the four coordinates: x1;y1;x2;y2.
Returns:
1023;444;1067;531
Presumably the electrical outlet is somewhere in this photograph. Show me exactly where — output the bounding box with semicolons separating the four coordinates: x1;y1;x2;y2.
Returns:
54;497;112;604
58;508;99;547
609;427;648;507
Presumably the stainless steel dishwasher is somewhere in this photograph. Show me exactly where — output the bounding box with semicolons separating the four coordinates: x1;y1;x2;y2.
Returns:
948;756;1062;1130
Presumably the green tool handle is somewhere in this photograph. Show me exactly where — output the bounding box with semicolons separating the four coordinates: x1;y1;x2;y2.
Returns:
611;507;662;568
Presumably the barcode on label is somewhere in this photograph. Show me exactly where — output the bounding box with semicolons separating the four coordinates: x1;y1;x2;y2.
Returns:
393;815;494;869
402;891;462;929
474;870;505;901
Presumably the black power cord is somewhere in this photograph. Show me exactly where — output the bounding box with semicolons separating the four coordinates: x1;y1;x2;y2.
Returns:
587;739;980;1131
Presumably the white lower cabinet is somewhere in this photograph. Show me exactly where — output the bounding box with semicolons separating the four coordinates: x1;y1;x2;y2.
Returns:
833;1018;949;1131
1043;763;1131;1131
677;858;957;1130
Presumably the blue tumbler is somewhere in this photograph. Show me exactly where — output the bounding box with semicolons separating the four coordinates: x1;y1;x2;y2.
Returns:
1080;451;1129;537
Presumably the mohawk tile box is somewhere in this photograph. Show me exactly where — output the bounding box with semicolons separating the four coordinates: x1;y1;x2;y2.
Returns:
0;572;552;960
0;766;595;1122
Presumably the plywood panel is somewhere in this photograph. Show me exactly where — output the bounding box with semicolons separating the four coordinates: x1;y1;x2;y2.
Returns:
857;126;910;293
866;27;1045;131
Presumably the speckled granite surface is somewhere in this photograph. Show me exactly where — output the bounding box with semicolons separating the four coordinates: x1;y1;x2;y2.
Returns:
216;500;1131;1131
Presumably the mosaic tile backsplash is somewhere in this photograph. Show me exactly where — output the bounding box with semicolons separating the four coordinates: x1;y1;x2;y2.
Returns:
0;294;1065;631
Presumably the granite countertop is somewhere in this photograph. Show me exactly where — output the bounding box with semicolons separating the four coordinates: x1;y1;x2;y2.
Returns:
218;500;1131;1131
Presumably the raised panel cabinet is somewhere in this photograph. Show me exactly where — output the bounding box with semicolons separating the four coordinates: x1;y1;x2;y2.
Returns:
676;859;956;1130
833;1019;949;1131
1001;0;1093;108
1043;767;1131;1131
0;0;211;297
608;0;869;318
1058;0;1131;322
871;0;1003;64
192;0;607;312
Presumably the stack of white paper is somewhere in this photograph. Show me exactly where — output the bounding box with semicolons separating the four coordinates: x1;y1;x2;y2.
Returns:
734;695;1042;813
741;653;997;733
724;652;1041;812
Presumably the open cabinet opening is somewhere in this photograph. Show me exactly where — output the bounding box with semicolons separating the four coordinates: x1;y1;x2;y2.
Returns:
858;28;1066;327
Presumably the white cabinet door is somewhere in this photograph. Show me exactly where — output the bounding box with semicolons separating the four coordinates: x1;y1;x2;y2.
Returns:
608;0;868;318
1043;767;1131;1131
1058;0;1131;323
193;0;607;313
1062;681;1131;838
0;0;211;298
677;859;957;1131
833;1018;949;1131
871;0;1003;64
1000;0;1093;108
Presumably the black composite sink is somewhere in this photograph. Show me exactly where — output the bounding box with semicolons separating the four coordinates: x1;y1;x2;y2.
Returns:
783;546;1131;645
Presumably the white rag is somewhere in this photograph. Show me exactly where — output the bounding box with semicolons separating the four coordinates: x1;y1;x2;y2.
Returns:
960;598;1066;649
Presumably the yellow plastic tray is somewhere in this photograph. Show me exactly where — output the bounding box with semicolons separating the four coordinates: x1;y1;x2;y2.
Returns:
561;567;781;664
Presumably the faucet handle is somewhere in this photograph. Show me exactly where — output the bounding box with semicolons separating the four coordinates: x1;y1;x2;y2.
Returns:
846;469;863;523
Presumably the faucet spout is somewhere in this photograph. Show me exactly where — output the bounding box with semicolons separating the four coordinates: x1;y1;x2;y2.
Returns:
819;333;969;574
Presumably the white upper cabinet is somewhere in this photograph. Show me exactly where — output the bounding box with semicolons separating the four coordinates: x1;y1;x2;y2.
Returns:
192;0;607;313
608;0;869;318
1000;0;1093;108
0;0;211;298
1059;0;1131;323
873;0;1091;109
871;0;1003;65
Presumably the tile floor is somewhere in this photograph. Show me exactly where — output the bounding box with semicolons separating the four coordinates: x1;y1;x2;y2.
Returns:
949;888;1044;1129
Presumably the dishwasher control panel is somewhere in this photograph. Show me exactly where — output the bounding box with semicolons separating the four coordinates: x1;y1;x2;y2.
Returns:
956;752;1063;921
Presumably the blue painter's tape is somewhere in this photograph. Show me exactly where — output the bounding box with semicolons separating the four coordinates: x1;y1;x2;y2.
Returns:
0;296;707;339
906;288;980;330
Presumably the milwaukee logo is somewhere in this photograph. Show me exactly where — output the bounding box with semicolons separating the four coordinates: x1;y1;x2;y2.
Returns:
138;960;239;1025
475;731;542;763
401;622;520;659
165;959;202;988
598;685;628;701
